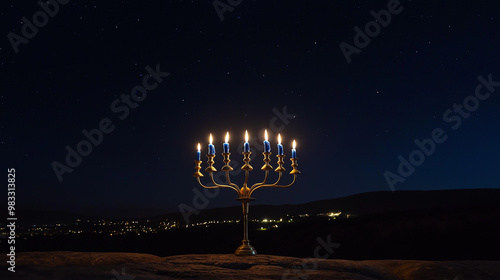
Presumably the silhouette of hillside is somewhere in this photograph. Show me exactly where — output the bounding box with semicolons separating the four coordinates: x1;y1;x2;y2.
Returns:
8;188;500;225
155;188;500;224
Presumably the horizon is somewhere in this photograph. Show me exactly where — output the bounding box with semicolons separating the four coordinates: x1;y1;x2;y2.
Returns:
13;187;500;219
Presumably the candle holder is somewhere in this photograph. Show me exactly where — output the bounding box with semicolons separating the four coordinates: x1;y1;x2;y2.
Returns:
193;149;300;256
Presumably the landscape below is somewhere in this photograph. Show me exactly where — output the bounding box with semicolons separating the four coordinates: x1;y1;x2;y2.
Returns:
7;189;500;260
2;252;500;280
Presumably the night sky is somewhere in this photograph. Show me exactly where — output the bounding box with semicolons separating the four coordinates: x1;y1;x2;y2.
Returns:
1;0;499;214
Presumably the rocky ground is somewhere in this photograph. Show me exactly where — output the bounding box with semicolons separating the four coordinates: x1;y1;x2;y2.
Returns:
2;252;500;280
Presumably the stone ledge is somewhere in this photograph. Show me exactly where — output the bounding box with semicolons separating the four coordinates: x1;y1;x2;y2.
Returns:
1;251;499;280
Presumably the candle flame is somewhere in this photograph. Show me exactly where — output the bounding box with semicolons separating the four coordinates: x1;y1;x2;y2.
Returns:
293;140;296;149
245;130;249;143
265;129;268;141
209;133;213;144
278;134;281;144
197;143;201;152
225;132;229;143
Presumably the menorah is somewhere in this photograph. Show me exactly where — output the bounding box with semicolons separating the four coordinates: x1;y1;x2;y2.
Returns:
192;130;300;256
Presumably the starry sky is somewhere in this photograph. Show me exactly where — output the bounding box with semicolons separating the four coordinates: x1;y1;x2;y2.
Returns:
1;0;499;214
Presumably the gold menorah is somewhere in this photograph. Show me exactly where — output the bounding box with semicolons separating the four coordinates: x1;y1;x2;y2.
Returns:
193;131;300;255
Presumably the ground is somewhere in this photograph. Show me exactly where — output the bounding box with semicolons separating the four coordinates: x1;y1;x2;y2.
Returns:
2;252;500;280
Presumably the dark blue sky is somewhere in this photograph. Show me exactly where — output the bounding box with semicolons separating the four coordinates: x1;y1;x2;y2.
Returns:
1;0;499;214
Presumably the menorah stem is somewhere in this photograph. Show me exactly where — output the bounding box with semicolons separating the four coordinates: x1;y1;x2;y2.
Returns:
242;200;249;244
235;198;257;256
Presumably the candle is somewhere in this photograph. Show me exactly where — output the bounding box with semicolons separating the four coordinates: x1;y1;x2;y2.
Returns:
277;134;284;155
223;132;230;153
263;129;271;153
244;130;250;152
196;143;201;161
291;140;297;158
208;133;215;155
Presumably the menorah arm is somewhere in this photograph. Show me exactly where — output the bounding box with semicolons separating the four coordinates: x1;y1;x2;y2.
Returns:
225;171;240;190
249;173;297;196
250;170;269;189
196;174;239;193
209;172;240;192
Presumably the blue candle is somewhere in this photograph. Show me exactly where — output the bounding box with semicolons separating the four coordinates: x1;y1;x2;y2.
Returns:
263;129;271;152
208;134;215;155
277;134;283;155
244;130;250;152
291;140;297;158
223;132;230;153
196;143;201;161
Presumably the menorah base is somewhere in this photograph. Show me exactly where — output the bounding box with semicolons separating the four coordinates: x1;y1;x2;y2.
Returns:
235;242;257;256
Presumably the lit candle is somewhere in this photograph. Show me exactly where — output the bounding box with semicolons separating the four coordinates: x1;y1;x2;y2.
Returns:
291;140;297;158
208;134;215;155
244;130;250;152
196;143;201;161
263;129;271;153
277;134;283;155
223;132;230;153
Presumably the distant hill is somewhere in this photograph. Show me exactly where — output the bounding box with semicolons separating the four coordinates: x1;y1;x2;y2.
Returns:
6;188;500;225
153;188;500;224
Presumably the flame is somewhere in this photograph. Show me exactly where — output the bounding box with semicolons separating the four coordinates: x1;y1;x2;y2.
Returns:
225;132;229;143
245;130;249;143
265;129;268;141
209;133;213;144
278;134;281;145
293;140;296;149
197;143;201;151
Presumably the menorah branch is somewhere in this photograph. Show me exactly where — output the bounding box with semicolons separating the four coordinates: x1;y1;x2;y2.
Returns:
195;171;239;193
209;172;240;193
250;170;269;189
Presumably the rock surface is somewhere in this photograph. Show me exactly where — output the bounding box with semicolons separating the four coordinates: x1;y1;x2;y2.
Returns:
2;252;500;280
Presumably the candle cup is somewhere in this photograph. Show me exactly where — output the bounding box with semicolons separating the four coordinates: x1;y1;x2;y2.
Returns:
205;154;217;172
261;152;273;171
221;152;234;171
290;157;301;174
241;152;253;171
193;160;204;177
274;155;286;172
